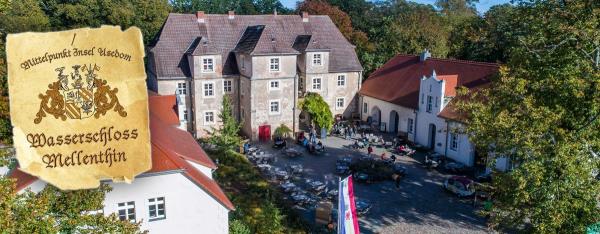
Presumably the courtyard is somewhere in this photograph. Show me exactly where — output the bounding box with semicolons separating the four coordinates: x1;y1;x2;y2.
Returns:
247;134;490;233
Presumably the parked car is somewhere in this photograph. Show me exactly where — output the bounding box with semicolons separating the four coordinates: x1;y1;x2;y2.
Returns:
443;176;475;198
355;199;372;216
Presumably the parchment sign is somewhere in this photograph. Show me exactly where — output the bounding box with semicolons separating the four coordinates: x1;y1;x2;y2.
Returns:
6;26;151;190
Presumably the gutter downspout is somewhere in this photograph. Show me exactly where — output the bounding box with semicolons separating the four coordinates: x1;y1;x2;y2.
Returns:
293;73;298;137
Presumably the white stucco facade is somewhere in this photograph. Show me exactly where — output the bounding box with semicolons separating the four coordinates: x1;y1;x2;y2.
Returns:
15;168;229;234
360;95;416;141
361;71;510;171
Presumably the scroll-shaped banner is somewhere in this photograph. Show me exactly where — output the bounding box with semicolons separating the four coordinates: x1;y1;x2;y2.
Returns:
6;26;151;190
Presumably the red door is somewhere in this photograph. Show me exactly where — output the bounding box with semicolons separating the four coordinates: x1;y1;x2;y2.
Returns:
259;125;271;141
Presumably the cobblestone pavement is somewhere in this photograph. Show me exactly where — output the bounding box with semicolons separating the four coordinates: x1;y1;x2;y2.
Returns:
255;134;490;234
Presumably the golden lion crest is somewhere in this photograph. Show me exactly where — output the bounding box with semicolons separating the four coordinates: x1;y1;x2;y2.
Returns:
34;64;127;124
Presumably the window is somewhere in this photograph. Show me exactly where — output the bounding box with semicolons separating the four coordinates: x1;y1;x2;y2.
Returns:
269;100;280;114
336;97;345;109
204;111;214;124
337;75;346;87
426;95;433;112
421;94;424;104
117;201;136;222
183;110;188;121
240;55;245;70
435;97;439;107
407;118;414;133
177;82;187;95
312;77;322;90
203;82;214;97
202;57;214;72
269;58;280;72
269;80;280;90
148;197;166;221
241;108;245;119
223;80;232;93
363;102;368;113
450;133;458;151
312;53;322;65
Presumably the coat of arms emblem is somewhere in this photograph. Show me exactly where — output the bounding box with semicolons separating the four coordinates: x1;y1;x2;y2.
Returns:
34;64;127;124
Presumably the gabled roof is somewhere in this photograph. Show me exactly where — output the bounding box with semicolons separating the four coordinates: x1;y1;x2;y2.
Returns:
360;54;499;109
9;94;233;210
151;13;362;77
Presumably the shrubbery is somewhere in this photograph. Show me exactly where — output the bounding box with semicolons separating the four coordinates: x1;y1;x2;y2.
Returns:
210;150;310;234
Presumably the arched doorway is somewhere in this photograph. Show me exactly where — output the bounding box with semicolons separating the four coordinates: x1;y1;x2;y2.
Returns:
389;110;399;133
428;123;436;149
370;106;381;125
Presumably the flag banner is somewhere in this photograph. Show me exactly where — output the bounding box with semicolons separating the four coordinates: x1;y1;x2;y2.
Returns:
6;26;151;190
338;175;359;234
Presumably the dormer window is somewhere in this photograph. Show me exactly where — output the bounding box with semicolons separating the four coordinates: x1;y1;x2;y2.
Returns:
269;57;280;72
313;54;322;66
202;57;214;73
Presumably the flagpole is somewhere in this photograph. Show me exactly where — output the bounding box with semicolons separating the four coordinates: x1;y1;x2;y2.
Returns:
337;176;341;234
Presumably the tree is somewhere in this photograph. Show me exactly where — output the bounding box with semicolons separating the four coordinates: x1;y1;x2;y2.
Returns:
457;0;600;232
299;92;333;131
229;219;252;234
208;95;243;153
273;124;292;138
40;0;171;44
0;150;142;233
447;4;517;62
171;0;291;15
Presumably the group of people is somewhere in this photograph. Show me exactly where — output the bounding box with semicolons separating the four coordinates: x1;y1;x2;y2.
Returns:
332;123;358;140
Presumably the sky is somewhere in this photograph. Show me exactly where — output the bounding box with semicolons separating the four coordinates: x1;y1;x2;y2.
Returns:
280;0;512;13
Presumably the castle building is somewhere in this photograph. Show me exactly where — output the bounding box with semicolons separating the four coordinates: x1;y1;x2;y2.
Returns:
147;11;363;140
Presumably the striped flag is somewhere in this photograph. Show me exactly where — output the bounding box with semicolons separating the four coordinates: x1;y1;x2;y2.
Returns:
338;175;359;234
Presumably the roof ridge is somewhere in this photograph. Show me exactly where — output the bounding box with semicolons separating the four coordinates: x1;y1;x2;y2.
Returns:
391;54;500;67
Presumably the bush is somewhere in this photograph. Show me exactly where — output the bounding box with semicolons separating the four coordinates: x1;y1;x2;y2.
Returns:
209;150;310;233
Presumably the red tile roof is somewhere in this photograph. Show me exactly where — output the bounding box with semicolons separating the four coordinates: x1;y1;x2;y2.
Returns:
438;82;490;122
360;54;499;109
8;94;233;210
438;75;458;97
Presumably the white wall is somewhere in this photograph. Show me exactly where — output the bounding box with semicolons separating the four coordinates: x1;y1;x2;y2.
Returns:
104;172;229;234
360;95;417;141
445;121;475;166
19;172;229;234
416;75;448;154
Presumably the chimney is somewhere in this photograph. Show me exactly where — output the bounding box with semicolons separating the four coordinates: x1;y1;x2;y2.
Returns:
420;49;431;62
196;11;205;23
302;12;309;22
228;11;235;20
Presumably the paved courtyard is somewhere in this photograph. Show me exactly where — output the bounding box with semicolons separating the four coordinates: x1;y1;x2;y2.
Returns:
252;135;489;233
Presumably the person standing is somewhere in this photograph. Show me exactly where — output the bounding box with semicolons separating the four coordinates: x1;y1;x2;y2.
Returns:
367;145;373;156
